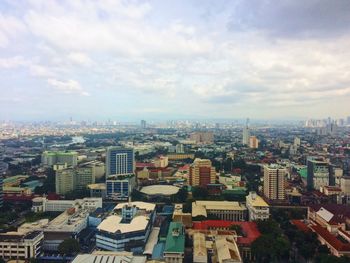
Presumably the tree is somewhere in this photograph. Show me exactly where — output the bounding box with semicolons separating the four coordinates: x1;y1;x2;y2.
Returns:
58;238;80;255
192;186;209;200
229;224;243;236
175;187;188;203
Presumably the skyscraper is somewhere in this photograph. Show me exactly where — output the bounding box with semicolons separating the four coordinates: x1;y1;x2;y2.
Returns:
189;158;216;187
242;118;250;146
141;120;146;129
307;157;329;190
105;147;135;200
263;164;286;201
106;147;135;177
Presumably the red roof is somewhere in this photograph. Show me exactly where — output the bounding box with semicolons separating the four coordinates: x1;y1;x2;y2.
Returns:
291;220;310;233
178;164;190;171
136;162;155;168
310;224;350;252
192;220;260;245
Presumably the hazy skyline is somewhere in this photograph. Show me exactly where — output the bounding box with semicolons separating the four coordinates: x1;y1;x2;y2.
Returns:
1;0;350;121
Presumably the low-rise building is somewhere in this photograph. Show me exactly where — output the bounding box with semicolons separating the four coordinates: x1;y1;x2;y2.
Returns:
192;201;247;221
246;192;269;221
96;202;156;252
72;251;147;263
0;231;43;260
32;197;102;212
163;222;185;263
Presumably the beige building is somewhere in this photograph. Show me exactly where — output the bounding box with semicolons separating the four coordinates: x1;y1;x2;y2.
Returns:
42;151;78;167
263;165;286;201
189;158;216;187
55;168;75;195
153;156;168;168
190;132;214;144
246;192;269;221
55;165;96;195
0;231;43;260
192;201;247;221
249;136;259;149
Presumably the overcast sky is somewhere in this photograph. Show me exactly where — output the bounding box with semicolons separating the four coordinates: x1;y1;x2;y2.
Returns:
1;0;350;121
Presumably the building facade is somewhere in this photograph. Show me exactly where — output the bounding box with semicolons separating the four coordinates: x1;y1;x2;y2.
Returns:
42;151;78;167
189;158;216;187
263;164;286;201
0;231;43;260
307;158;329;190
246;192;269;221
106;175;136;200
106;147;135;177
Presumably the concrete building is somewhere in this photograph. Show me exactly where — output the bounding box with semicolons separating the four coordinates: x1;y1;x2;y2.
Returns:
55;168;75;195
189;158;216;187
307;158;329;190
153;156;168;168
190;132;214;144
192;201;247;221
96;202;156;252
176;144;184;153
106;147;134;177
79;160;105;180
32;196;102;212
87;183;107;198
0;231;43;260
41;151;78;167
249;136;259;149
164;222;185;263
106;174;136;200
246;192;269;221
242;125;250;146
263;164;286;201
72;252;147;263
55;165;97;195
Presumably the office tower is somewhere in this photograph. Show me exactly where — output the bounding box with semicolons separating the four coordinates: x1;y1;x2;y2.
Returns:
41;151;78;167
106;147;135;200
141;120;146;129
189;158;216;187
307;157;329;190
249;136;259;149
242;118;250;145
55;169;75;195
106;147;135;177
106;175;136;200
190;132;214;144
294;137;301;147
176;144;184;153
263;164;286;201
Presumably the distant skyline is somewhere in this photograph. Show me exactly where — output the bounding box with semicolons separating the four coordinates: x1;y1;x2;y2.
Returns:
1;0;350;121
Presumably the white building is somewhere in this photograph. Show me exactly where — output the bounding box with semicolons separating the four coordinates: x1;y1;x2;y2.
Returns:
96;202;156;252
32;197;102;212
246;192;269;221
0;231;43;260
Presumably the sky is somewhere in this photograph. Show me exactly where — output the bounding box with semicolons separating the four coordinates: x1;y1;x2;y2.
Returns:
1;0;350;121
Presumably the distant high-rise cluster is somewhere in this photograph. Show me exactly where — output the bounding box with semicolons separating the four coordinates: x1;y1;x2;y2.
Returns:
242;118;250;146
140;120;147;129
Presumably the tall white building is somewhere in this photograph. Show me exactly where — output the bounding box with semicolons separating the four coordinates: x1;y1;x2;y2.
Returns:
263;165;286;201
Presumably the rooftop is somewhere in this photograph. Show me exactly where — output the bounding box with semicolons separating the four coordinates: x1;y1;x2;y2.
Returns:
164;222;185;254
97;215;149;234
140;185;180;196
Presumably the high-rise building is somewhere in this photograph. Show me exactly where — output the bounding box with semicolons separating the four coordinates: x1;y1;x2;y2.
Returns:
307;157;329;190
189;132;214;144
55;165;96;195
175;144;184;153
242;119;250;146
263;164;286;201
249;136;259;149
106;147;135;177
294;137;301;147
55;169;75;195
141;120;146;129
189;158;216;187
106;175;136;200
41;151;78;167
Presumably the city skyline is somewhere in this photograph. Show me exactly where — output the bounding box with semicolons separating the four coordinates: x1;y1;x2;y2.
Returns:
1;0;350;120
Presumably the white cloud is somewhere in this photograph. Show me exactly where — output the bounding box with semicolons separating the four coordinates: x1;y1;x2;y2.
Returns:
67;52;92;66
47;78;90;96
